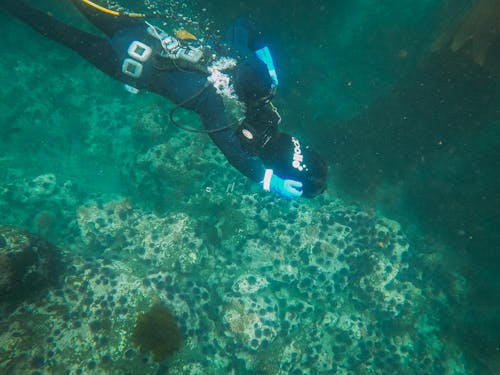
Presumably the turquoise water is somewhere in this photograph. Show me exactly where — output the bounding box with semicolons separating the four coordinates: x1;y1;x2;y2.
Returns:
1;0;499;374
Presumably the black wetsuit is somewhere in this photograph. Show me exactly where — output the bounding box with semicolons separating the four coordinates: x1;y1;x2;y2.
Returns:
1;0;278;183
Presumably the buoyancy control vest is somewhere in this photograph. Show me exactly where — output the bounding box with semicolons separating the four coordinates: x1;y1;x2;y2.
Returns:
111;23;217;93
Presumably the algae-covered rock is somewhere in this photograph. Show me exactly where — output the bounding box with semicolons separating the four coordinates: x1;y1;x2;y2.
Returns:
76;198;206;272
0;195;468;374
0;225;65;303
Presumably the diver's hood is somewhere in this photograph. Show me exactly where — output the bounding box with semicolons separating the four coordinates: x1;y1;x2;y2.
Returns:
260;132;327;198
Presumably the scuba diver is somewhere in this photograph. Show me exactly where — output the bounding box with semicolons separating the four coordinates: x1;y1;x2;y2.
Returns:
0;0;327;198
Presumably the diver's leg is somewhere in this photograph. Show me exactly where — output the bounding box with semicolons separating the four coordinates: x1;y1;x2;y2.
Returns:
70;0;142;37
1;0;121;78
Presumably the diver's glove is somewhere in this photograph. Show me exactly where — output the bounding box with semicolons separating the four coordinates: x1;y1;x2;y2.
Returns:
262;169;303;198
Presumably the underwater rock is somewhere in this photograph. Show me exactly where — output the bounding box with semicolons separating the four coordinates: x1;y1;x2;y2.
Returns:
0;194;469;374
222;293;279;351
121;129;244;211
0;174;83;242
4;173;58;204
0;184;468;374
232;274;269;294
76;198;206;272
0;225;65;303
0;256;201;373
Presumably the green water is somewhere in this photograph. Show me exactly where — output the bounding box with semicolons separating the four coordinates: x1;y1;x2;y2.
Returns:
1;0;499;374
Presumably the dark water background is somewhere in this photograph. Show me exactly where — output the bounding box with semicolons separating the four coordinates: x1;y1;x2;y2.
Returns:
1;0;499;373
204;1;500;371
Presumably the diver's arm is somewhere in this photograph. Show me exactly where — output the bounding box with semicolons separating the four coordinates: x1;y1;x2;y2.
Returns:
196;89;302;198
196;89;266;183
208;127;267;184
224;17;278;90
224;17;265;56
